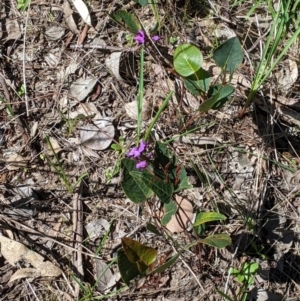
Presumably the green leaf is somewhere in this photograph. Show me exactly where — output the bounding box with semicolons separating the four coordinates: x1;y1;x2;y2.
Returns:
193;212;227;226
110;10;140;33
184;68;211;95
242;262;259;274
150;253;180;274
174;44;203;77
199;84;234;112
161;200;178;226
133;0;148;6
213;37;244;74
174;165;193;192
121;158;153;203
121;237;157;266
117;249;141;285
198;234;231;248
146;223;162;236
130;171;174;204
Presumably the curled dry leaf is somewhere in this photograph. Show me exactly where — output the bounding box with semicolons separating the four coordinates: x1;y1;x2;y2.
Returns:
43;136;62;156
5;19;21;41
71;0;92;26
62;0;79;34
105;52;137;82
95;259;118;291
124;99;151;121
8;268;41;283
69;77;98;101
275;59;298;92
0;236;62;282
79;113;115;150
165;195;194;233
68;102;99;119
45;26;65;41
6;153;28;171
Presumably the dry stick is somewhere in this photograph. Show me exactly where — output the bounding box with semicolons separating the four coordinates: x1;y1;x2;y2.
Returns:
22;0;31;117
69;44;137;52
0;213;97;257
72;188;84;298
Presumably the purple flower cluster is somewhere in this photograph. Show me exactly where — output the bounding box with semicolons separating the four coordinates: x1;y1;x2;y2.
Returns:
134;30;160;45
126;140;148;169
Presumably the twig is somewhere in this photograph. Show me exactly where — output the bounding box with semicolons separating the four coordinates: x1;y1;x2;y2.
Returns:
72;188;84;298
69;44;138;52
22;0;31;117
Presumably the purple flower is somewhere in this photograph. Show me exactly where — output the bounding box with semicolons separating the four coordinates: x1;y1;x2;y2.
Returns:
136;160;147;169
126;141;147;158
134;30;160;45
134;30;145;45
126;147;140;158
137;140;147;153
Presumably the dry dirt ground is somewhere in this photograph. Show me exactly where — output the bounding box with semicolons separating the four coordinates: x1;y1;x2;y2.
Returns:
1;0;300;300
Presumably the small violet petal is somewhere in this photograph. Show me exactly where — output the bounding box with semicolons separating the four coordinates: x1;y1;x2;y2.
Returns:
126;147;140;158
134;30;145;44
136;160;147;169
138;140;147;153
152;35;160;41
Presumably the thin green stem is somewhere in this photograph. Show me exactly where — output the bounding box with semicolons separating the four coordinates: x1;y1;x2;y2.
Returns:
137;45;144;143
143;91;173;141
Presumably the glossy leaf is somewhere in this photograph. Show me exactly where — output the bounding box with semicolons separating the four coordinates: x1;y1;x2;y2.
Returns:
198;234;231;248
110;10;140;33
213;37;243;74
174;44;203;77
121;237;157;266
199;84;234;112
117;249;141;285
184;68;211;95
146;223;162;236
193;212;227;226
121;158;153;203
161;200;178;226
130;171;174;204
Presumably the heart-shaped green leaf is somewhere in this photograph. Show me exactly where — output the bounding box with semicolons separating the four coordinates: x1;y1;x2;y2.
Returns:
174;44;203;77
130;171;174;204
117;249;141;285
184;68;211;95
213;37;243;75
121;237;157;266
121;158;153;203
199;84;234;112
193;212;227;226
161;200;178;226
